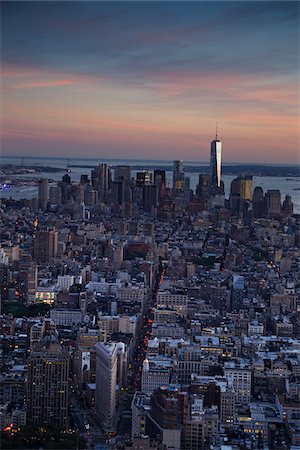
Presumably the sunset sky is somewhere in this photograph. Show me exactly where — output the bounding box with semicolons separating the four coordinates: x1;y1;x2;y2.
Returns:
1;1;299;163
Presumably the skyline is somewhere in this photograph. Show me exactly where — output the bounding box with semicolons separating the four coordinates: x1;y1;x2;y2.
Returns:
1;1;299;164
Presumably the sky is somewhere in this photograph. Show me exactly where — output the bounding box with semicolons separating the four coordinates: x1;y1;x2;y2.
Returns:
1;1;299;163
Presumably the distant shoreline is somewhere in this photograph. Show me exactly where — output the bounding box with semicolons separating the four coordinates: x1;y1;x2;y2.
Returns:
1;162;299;178
1;155;299;167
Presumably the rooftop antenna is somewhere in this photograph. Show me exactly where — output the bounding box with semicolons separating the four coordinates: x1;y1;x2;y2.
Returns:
215;121;218;140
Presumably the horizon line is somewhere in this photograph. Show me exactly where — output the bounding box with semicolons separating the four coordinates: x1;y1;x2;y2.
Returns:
1;155;299;167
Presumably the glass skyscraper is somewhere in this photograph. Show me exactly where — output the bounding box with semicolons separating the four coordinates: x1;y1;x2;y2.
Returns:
210;136;222;191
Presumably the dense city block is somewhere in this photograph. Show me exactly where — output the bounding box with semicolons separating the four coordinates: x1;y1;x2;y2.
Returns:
0;138;299;450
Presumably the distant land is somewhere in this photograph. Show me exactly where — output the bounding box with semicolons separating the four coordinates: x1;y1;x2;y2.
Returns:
1;162;299;178
69;164;300;177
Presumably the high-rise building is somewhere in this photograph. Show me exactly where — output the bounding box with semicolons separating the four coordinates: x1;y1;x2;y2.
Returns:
142;184;158;214
62;173;71;184
252;186;265;218
239;176;253;201
95;341;118;431
27;342;69;428
229;176;253;214
154;170;166;187
196;174;210;200
60;173;72;204
173;160;184;195
136;171;151;187
38;178;48;211
282;194;293;216
80;174;89;185
74;183;84;203
266;190;281;217
91;164;111;202
99;163;111;202
210;133;222;193
154;170;166;202
33;228;58;263
49;186;62;206
109;181;124;205
184;176;191;206
114;165;131;182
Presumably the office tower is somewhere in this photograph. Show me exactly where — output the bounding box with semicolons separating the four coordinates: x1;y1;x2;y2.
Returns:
184;176;191;206
109;181;124;205
74;183;84;203
91;164;102;191
142;184;158;214
38;178;48;211
229;177;241;213
95;342;118;431
239;175;253;201
114;165;131;182
230;176;253;215
266;190;281;217
196;174;210;200
154;170;166;202
252;186;265;218
60;173;71;204
27;342;69;428
282;194;293;217
62;173;71;184
154;170;166;187
210;132;222;193
85;186;98;205
173;160;184;195
99;163;111;202
80;174;89;185
33;228;58;263
91;164;111;202
136;171;151;187
49;186;62;206
80;202;86;220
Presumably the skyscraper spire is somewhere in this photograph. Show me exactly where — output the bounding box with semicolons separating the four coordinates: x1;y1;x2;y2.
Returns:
215;121;218;140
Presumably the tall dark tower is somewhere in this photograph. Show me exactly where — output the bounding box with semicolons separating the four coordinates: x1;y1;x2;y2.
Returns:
173;160;184;195
38;178;49;211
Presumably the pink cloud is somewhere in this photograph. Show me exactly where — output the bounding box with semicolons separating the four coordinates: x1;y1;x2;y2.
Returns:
12;79;77;89
2;62;106;91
